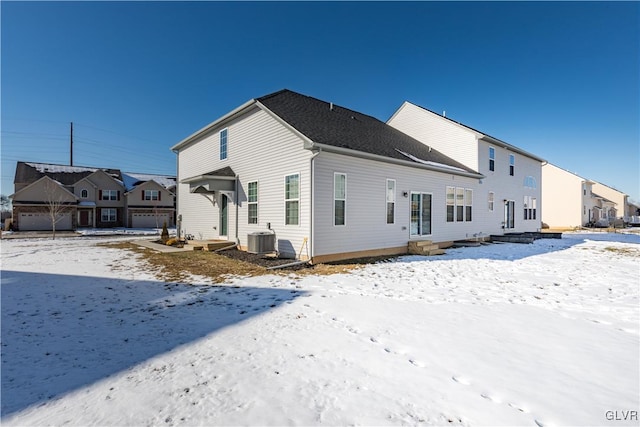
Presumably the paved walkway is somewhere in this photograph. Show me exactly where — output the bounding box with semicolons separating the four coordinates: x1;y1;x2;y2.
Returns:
133;239;191;253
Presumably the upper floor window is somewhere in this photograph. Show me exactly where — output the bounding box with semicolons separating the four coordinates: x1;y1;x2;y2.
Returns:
285;174;299;225
489;147;495;171
386;179;396;224
247;181;258;224
220;129;228;160
509;154;515;176
101;190;118;201
144;190;160;201
81;189;88;198
334;173;346;226
523;176;537;189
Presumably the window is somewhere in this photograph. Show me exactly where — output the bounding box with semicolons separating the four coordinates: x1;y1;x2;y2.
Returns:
80;189;88;198
284;174;299;225
509;154;515;176
144;190;159;201
524;176;537;189
446;186;455;222
101;208;116;222
386;179;395;224
456;187;464;222
489;147;495;171
101;190;118;201
488;191;495;211
247;181;258;224
334;173;346;226
448;187;473;222
523;196;538;220
410;193;432;236
220;129;228;160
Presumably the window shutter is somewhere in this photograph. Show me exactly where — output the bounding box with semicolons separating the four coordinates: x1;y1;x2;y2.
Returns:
117;191;121;201
158;191;161;201
142;191;145;201
99;190;102;199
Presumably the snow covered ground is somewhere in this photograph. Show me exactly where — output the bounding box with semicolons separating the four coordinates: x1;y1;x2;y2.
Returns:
1;232;639;426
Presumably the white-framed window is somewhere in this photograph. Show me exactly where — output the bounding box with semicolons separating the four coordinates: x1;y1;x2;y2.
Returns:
488;191;495;211
247;181;258;224
101;190;118;201
334;173;346;226
448;187;473;222
101;208;116;222
489;147;495;172
509;154;515;176
446;186;455;222
284;174;299;225
144;190;159;201
465;189;473;221
386;179;396;224
80;189;88;198
220;128;228;160
456;187;464;222
523;196;538;220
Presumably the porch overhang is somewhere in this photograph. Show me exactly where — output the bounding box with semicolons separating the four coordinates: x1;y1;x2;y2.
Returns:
181;167;237;195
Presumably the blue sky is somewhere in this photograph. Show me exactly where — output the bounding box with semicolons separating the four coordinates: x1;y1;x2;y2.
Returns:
2;1;638;202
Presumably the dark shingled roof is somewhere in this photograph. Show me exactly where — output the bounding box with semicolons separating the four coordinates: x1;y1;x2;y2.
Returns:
204;166;236;177
14;162;123;186
257;90;478;175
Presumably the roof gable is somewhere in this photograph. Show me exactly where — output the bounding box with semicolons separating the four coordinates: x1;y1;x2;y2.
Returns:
12;175;78;202
392;101;545;163
257;90;478;175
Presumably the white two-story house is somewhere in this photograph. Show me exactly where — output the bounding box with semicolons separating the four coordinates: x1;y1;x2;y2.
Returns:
388;102;545;236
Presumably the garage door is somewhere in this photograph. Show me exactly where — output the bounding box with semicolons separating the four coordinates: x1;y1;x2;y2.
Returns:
19;212;73;231
131;213;171;228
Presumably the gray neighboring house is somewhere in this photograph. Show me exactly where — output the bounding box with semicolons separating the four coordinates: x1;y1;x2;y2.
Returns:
173;89;543;263
11;162;176;231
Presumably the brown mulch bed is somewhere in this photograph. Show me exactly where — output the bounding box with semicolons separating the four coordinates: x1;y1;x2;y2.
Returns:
217;248;308;269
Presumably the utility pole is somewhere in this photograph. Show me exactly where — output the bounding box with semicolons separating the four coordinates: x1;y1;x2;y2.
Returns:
70;122;73;166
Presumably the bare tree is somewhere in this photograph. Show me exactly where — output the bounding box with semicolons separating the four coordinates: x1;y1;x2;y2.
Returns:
43;179;73;240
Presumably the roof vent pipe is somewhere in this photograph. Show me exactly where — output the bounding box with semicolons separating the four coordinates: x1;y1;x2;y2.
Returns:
443;110;446;117
330;102;333;111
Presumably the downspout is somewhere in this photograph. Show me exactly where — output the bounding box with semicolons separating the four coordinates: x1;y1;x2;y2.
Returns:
309;148;322;263
235;175;240;245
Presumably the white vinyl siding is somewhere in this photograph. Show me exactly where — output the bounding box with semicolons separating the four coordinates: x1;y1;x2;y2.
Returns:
334;173;346;226
313;152;484;257
177;106;311;256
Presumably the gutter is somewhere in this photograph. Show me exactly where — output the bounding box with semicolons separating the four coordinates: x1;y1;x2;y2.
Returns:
305;142;484;179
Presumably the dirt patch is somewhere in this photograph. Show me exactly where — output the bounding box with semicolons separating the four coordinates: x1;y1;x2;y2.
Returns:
101;242;396;283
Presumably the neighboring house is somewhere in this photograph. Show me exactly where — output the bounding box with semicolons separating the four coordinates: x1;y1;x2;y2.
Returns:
387;101;544;235
172;89;544;263
591;181;630;223
11;162;175;231
541;163;597;228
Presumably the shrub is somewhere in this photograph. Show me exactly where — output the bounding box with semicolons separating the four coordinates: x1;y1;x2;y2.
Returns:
161;221;169;243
